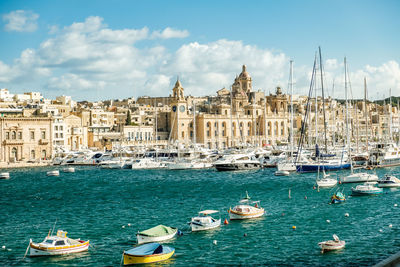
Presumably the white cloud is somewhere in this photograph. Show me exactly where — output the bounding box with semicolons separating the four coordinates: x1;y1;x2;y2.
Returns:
151;27;189;39
3;10;39;32
0;15;398;101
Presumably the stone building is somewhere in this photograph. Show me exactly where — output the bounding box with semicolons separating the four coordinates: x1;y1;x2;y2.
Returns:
0;117;52;162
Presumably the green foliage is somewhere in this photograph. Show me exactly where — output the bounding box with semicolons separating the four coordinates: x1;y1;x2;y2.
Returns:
125;110;131;125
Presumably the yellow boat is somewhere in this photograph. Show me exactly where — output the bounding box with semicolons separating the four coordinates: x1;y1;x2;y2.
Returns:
123;243;174;265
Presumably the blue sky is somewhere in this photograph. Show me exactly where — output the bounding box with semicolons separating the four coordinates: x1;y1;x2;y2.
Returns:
0;0;399;100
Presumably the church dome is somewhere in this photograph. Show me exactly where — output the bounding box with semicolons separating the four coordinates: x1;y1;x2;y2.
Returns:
239;65;251;79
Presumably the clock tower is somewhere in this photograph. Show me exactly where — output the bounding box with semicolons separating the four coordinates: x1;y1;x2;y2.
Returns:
170;78;190;143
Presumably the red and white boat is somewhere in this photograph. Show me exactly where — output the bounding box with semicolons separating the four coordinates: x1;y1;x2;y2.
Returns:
29;230;89;257
318;234;345;253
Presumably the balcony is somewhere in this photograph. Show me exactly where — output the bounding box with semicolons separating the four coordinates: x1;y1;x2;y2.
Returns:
39;139;49;145
3;139;23;145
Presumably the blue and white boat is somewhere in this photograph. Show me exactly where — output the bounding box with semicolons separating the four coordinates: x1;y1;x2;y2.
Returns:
331;191;346;204
297;159;351;173
351;182;383;196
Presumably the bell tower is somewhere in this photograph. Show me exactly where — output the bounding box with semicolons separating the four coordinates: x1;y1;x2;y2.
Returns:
170;78;189;142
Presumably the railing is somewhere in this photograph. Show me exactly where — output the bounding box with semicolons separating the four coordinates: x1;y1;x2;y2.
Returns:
2;139;23;145
39;139;49;145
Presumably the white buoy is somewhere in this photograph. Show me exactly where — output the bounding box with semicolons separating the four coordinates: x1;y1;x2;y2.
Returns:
389;224;393;228
127;223;131;227
379;229;383;232
345;213;349;217
122;225;125;228
213;240;217;245
395;204;398;207
1;245;5;250
326;219;331;223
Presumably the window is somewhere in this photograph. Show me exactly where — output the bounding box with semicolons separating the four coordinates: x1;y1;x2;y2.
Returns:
6;132;9;140
11;147;17;160
12;131;16;140
31;150;35;159
60;126;63;131
207;130;210;137
41;150;47;160
18;132;22;139
60;133;63;138
41;131;46;139
190;131;193;137
181;131;185;138
55;126;58;131
55;240;65;246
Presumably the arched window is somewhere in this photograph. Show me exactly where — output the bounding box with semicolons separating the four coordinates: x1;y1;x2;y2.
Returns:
31;150;35;159
18;132;22;139
12;131;16;140
11;147;17;160
281;121;285;135
281;102;284;110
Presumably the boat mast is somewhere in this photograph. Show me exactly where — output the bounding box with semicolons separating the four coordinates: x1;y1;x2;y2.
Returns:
289;60;294;159
230;89;234;147
389;88;393;143
344;57;351;159
319;47;328;153
331;79;336;148
193;101;196;145
364;77;368;155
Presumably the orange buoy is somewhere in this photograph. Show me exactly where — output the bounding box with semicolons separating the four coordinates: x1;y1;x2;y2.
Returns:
224;219;229;225
292;225;296;230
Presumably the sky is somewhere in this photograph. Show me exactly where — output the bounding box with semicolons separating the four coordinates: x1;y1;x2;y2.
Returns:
0;0;399;101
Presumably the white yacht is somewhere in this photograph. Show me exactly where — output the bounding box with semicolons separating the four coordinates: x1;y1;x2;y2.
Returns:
377;175;400;188
214;153;261;171
131;158;168;170
341;171;378;183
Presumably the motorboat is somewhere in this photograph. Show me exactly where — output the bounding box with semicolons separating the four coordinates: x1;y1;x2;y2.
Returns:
62;167;75;173
331;191;346;204
189;210;221;232
341;172;378;183
46;170;60;176
275;170;290;176
131;158;168;170
318;234;345;253
123;243;174;265
228;192;264;220
167;159;213;170
351;182;383;196
0;172;10;179
29;230;89;257
377;175;400;188
136;225;178;245
214;154;261;171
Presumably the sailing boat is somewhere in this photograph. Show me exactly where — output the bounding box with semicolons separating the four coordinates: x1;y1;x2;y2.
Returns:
341;61;377;183
316;167;338;188
296;48;350;173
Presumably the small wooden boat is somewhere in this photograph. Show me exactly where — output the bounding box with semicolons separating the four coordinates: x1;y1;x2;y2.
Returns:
331;191;346;204
136;225;178;244
318;234;345;253
377;175;400;188
0;172;10;179
46;170;60;176
189;210;221;231
123;243;174;265
228;191;264;220
275;170;290;176
62;167;75;173
351;182;383;196
29;230;89;257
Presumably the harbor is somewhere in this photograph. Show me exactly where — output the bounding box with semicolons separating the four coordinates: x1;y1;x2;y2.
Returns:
0;165;399;266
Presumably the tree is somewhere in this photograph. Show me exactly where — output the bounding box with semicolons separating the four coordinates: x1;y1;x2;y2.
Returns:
126;110;131;125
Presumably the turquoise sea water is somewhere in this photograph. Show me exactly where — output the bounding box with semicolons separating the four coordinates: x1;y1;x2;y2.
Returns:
0;166;399;266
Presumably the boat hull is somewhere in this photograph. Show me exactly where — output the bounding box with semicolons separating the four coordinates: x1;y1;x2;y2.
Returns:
215;163;261;171
377;183;400;188
296;163;351;173
228;208;264;220
29;241;89;257
341;173;378;183
318;240;345;252
190;219;221;232
351;188;383;196
123;249;174;265
136;231;177;245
